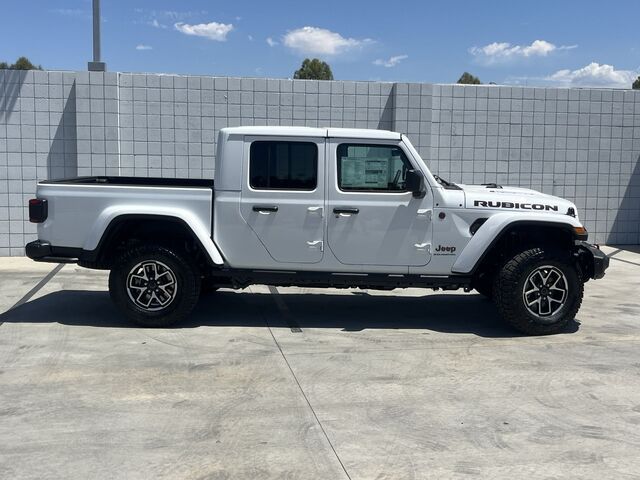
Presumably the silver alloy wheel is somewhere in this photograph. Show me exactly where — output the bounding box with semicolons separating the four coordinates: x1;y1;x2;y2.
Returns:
126;260;178;312
522;265;568;320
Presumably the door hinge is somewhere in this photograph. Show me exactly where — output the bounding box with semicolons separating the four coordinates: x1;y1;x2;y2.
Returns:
306;240;324;251
414;242;431;253
307;206;323;217
417;208;432;220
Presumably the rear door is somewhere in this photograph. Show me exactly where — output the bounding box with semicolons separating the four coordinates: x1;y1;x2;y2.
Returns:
326;139;433;268
240;136;325;265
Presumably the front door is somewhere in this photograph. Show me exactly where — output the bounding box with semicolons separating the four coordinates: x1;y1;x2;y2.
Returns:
240;136;325;265
326;140;433;268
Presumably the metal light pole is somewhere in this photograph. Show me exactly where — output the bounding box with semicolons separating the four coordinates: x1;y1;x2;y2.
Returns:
88;0;106;71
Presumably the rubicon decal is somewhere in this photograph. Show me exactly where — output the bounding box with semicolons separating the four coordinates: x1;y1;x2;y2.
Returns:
473;200;558;211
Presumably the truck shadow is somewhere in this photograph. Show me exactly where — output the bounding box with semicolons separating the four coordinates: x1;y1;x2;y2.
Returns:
0;289;580;338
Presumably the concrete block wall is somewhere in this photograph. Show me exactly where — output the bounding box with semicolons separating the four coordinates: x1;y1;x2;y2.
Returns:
0;69;639;255
114;74;395;179
0;70;74;256
430;85;640;244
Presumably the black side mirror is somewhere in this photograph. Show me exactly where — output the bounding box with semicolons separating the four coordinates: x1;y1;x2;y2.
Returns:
405;169;425;198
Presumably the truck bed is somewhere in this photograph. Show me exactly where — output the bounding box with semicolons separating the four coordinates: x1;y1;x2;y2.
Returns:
34;176;214;254
41;176;214;188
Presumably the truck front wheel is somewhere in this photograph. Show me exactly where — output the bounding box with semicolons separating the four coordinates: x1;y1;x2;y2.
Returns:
109;245;201;327
493;248;583;335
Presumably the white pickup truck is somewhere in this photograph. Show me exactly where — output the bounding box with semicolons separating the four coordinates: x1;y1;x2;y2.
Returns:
26;126;609;335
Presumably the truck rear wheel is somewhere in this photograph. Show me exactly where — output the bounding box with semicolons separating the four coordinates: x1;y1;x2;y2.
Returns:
493;248;583;335
109;245;201;327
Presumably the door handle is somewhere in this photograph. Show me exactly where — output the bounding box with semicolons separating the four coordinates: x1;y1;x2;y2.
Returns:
252;205;278;214
333;207;359;216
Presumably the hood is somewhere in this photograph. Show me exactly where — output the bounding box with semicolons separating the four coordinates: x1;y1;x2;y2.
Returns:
458;184;578;218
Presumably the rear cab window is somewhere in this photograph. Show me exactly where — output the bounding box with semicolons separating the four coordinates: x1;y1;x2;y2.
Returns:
249;141;317;191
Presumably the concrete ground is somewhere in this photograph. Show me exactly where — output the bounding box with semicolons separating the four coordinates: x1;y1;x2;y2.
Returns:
0;246;639;480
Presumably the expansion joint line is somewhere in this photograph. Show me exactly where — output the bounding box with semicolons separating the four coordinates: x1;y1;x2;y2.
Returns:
248;287;351;480
1;263;65;325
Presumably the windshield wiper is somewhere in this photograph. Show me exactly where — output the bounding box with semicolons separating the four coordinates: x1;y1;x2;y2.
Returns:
434;175;452;187
433;174;461;190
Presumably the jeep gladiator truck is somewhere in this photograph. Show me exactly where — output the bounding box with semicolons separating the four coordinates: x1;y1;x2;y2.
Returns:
26;127;609;335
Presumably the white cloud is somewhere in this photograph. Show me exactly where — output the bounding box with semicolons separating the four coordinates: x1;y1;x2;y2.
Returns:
266;37;278;47
136;44;153;51
373;54;408;68
163;10;208;21
174;22;234;41
283;26;371;56
137;9;208;29
150;19;167;29
545;62;639;88
470;40;576;64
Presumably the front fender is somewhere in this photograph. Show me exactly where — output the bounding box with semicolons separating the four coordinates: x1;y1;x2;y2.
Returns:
86;205;224;265
451;212;584;274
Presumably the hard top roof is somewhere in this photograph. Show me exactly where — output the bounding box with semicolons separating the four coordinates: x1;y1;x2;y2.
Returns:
220;126;402;140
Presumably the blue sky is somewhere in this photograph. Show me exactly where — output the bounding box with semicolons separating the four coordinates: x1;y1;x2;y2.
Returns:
2;0;639;88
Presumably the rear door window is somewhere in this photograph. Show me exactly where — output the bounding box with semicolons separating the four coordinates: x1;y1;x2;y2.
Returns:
250;141;317;190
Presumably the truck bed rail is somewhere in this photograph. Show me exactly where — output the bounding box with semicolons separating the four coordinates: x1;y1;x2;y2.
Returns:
41;176;214;188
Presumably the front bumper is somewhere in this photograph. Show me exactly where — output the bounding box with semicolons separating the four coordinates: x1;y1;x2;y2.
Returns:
575;241;610;280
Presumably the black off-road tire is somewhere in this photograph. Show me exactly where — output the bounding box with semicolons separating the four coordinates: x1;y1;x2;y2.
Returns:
493;248;583;335
109;245;201;327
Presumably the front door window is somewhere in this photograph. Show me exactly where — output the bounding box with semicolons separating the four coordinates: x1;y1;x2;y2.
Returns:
337;144;413;192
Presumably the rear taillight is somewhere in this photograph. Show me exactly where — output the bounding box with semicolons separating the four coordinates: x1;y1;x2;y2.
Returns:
29;198;48;223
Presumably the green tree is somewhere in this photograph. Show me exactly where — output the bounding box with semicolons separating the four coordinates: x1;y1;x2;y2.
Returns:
0;57;42;70
457;72;481;85
293;58;333;80
633;76;640;90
